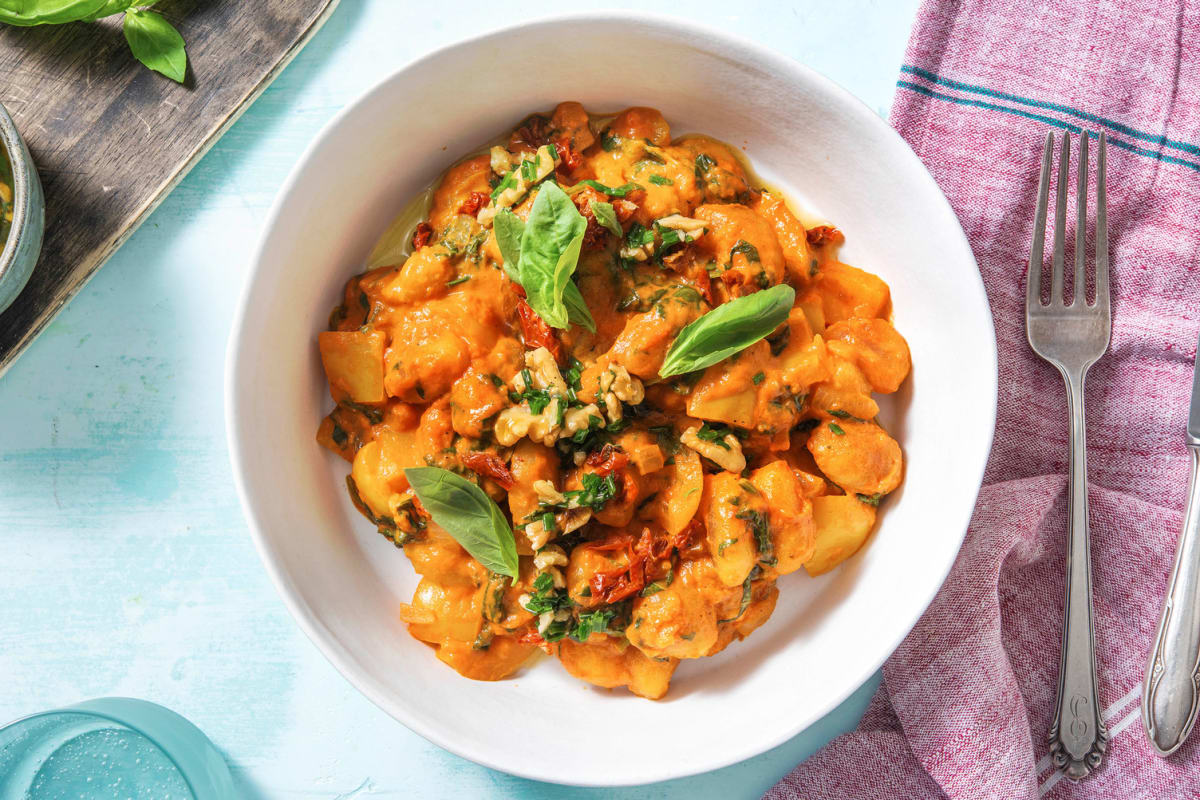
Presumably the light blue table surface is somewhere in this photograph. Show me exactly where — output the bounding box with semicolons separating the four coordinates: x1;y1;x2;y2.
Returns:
0;2;919;796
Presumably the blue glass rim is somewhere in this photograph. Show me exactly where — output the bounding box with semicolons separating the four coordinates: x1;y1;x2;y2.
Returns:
0;697;233;798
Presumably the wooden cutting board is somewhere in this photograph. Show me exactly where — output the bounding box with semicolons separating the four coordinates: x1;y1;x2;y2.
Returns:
0;0;339;376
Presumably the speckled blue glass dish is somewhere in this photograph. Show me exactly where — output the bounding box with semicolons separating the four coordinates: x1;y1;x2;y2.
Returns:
0;698;233;799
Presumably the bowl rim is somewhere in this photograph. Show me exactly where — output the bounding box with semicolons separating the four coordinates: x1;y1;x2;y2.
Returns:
0;104;28;278
225;9;998;786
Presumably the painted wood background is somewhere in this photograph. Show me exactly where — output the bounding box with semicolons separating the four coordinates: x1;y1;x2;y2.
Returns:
0;0;338;375
0;1;918;796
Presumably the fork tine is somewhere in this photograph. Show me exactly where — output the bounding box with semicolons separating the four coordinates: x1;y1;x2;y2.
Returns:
1052;133;1070;305
1028;132;1054;310
1095;132;1109;308
1074;133;1089;306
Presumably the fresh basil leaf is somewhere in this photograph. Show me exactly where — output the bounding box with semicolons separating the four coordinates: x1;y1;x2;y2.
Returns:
123;8;186;83
589;199;622;237
493;209;524;282
563;282;597;333
496;193;593;331
658;284;794;377
81;0;137;20
0;0;110;25
518;182;586;330
404;467;519;579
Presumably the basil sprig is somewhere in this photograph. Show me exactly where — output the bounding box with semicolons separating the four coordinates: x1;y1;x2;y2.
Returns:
404;467;519;579
658;284;795;377
0;2;188;82
493;188;596;332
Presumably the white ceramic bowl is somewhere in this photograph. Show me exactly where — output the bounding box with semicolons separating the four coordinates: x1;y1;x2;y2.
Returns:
226;12;996;787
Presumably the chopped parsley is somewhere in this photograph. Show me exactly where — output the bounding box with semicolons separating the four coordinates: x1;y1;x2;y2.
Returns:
525;572;572;615
625;223;655;250
730;240;761;263
576;179;641;197
696;421;741;449
490;170;517;200
567;472;619;511
571;608;617;641
736;509;776;566
752;371;765;385
641;565;674;596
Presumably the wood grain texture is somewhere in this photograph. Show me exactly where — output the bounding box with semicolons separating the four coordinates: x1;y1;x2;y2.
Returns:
0;0;338;377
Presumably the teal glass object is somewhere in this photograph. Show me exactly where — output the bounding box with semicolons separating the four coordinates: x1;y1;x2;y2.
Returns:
0;698;233;799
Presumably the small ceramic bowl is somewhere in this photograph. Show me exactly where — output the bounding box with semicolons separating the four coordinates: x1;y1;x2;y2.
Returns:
0;101;44;314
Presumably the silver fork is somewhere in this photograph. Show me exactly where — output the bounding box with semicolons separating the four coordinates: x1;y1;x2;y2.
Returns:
1027;131;1111;781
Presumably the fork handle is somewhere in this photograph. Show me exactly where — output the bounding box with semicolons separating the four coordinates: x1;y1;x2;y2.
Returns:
1142;444;1200;755
1049;368;1108;780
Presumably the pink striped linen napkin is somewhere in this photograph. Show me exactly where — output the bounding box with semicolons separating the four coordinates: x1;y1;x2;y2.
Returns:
769;1;1200;798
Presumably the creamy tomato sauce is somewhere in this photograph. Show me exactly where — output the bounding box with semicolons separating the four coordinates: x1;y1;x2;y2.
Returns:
316;103;910;698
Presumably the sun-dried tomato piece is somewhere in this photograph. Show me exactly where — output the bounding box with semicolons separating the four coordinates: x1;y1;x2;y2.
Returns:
554;139;583;173
517;629;545;646
411;221;434;249
806;225;844;248
571;186;609;250
510;115;551;152
514;295;565;364
457;191;488;216
591;562;645;604
588;526;677;604
460;451;514;490
586;444;629;477
694;266;715;305
673;518;704;551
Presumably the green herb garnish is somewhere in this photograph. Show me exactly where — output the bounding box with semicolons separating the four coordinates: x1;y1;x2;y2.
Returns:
589;199;623;237
404;467;519;579
0;3;190;82
696;422;734;450
658;284;795;378
575;179;641;197
736;509;775;566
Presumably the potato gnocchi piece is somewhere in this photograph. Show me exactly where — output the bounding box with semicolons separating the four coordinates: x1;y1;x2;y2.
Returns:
824;317;912;394
806;418;903;497
558;637;677;700
806;494;878;576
